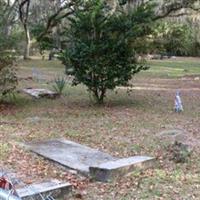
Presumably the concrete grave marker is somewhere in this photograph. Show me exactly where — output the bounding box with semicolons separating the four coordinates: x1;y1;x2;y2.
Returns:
32;68;43;82
27;139;116;175
22;88;59;99
90;156;155;182
26;139;156;182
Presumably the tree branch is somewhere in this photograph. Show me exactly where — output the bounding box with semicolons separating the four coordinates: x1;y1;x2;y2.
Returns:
37;1;75;41
154;0;199;20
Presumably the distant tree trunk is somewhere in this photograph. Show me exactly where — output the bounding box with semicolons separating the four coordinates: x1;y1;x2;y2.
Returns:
18;0;31;59
24;24;31;59
2;0;17;39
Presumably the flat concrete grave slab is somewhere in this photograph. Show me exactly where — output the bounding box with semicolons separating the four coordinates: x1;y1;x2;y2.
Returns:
27;139;117;174
27;139;156;182
89;156;155;182
22;88;59;99
17;179;72;200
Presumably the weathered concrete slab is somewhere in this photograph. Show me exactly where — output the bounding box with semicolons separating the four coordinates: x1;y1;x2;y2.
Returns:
17;179;72;200
27;139;116;174
26;139;156;182
22;88;59;99
89;156;155;182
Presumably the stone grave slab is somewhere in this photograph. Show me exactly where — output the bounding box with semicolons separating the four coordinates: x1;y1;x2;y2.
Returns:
17;179;72;200
22;88;59;99
27;139;117;175
26;139;156;182
89;156;155;182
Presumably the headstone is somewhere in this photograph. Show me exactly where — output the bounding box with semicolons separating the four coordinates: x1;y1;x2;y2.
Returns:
171;56;176;59
22;88;59;99
32;68;43;82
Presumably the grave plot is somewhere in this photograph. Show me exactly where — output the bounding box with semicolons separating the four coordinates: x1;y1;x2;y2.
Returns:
26;139;156;182
22;88;59;99
26;139;117;175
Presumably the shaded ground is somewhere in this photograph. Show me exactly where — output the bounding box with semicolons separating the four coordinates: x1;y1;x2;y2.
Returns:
0;57;200;199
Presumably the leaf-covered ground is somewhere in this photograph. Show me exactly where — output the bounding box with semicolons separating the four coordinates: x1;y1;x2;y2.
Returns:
0;57;200;199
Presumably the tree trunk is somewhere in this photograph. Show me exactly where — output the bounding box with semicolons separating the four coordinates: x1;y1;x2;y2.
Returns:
93;88;106;105
24;25;31;60
18;0;31;60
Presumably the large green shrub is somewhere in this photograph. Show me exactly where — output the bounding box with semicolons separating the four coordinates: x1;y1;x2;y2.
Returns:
0;1;18;98
0;56;17;98
60;0;154;104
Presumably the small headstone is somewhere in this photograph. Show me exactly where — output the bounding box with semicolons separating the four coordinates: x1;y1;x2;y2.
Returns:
32;68;43;82
171;56;176;59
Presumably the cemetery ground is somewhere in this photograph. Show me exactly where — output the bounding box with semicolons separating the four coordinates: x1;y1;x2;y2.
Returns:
0;57;200;199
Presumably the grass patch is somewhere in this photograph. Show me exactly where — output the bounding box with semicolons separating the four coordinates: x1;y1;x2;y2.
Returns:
0;143;11;159
141;58;200;78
